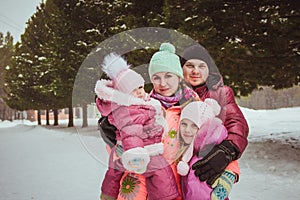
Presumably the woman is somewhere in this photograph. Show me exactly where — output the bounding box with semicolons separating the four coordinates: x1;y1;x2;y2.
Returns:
180;44;249;187
95;53;178;200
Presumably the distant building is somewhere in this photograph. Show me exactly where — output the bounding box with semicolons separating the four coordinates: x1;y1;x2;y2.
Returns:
0;97;15;121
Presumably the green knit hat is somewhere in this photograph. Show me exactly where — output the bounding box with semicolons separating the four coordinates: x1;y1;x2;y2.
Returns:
149;43;183;79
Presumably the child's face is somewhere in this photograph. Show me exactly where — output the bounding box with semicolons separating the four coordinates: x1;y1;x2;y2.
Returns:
130;86;146;99
179;119;199;144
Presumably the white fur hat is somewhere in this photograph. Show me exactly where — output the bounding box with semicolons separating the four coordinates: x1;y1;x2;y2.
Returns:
180;98;221;129
101;53;145;94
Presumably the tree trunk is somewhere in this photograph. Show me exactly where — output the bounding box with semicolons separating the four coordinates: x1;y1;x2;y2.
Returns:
82;104;88;128
53;109;59;126
37;110;41;125
2;107;6;121
46;109;50;125
15;111;18;120
68;107;74;127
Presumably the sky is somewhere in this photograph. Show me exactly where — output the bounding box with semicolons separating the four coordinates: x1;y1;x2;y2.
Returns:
0;106;300;199
0;0;42;42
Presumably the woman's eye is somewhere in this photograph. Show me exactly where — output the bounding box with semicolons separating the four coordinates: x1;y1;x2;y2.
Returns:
165;73;175;78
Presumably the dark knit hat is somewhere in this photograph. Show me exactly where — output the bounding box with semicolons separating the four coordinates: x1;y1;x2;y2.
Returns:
180;44;218;73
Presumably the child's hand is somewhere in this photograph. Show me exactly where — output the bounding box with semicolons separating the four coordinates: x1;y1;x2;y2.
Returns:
121;147;150;174
211;170;235;200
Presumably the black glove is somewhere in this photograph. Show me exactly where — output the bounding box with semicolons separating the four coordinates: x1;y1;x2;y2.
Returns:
98;116;117;148
192;140;239;186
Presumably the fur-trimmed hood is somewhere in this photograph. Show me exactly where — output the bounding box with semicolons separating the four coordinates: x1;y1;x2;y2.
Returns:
95;79;168;133
95;79;160;110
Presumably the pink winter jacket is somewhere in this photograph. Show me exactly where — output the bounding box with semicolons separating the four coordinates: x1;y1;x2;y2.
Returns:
180;119;228;200
95;81;165;151
96;80;179;200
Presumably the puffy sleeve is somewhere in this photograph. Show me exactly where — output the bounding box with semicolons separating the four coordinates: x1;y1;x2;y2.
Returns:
109;105;157;151
95;97;112;116
221;86;249;158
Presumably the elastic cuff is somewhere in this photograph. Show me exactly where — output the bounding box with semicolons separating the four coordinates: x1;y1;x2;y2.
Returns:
222;140;240;160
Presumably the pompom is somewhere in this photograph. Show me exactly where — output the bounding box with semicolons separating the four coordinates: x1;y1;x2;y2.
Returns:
101;53;130;79
204;98;221;116
159;42;175;53
177;161;189;176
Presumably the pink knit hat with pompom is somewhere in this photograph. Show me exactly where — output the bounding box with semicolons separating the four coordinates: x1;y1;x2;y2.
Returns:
101;53;144;94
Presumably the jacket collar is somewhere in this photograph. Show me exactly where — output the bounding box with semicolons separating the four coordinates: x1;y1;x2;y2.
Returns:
192;73;223;93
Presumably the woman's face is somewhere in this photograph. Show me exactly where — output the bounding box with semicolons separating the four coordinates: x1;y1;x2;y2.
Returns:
183;59;209;87
179;119;199;144
151;72;181;97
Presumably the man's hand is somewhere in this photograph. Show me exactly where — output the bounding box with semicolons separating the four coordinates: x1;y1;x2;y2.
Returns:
192;140;238;185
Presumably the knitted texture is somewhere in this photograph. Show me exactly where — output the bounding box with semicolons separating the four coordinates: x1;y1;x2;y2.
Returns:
211;170;235;200
180;98;221;129
101;53;144;94
149;43;183;78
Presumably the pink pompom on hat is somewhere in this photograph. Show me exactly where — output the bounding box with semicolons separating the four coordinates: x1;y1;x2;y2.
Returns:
101;53;145;94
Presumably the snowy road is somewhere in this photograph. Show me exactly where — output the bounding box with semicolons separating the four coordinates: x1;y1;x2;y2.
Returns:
0;125;104;200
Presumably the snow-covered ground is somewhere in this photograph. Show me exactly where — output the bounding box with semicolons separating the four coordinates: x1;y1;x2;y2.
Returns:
0;107;299;200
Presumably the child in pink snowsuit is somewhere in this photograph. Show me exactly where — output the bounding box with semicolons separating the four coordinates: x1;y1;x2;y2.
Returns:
176;99;237;200
95;53;179;200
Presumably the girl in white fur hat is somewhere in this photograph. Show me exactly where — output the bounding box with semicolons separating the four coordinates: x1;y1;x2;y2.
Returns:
95;53;179;200
176;99;238;200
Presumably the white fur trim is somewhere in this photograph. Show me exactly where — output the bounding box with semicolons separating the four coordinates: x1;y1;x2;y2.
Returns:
95;79;168;131
101;53;130;79
121;147;150;174
94;79;114;100
95;79;145;106
177;161;190;176
144;142;164;156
